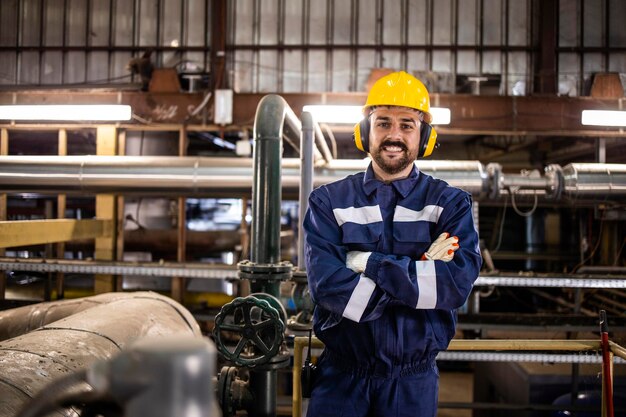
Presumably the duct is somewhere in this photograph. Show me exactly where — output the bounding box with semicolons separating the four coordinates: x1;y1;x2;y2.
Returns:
0;291;201;417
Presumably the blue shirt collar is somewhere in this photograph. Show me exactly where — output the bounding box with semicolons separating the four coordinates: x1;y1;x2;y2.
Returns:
363;163;420;198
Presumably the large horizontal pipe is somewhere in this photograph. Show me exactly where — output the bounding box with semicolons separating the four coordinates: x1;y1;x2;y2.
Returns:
0;156;489;197
0;156;624;201
0;291;201;417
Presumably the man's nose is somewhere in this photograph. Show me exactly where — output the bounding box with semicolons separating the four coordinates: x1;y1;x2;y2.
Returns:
387;123;403;139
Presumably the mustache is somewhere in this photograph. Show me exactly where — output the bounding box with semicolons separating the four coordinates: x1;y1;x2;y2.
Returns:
380;140;408;151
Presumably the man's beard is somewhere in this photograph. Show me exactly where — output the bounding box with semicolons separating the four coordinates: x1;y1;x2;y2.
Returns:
371;140;417;176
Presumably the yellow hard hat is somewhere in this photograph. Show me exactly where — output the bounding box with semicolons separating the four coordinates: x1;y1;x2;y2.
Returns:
364;71;432;124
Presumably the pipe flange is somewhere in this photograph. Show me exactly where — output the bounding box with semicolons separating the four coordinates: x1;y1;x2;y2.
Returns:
291;270;308;284
486;163;502;200
544;164;563;200
237;260;293;281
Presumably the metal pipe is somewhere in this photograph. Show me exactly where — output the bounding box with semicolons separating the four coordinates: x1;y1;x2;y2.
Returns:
0;156;490;197
0;291;201;417
562;163;626;198
0;157;625;201
298;111;315;271
251;95;288;267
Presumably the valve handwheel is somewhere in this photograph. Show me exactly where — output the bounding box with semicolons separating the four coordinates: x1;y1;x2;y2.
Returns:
213;295;285;367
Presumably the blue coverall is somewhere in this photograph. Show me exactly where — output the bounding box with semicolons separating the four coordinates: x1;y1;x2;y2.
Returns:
303;164;482;417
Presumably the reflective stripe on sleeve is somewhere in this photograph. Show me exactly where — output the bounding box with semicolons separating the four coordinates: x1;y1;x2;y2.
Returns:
333;205;383;226
342;274;376;322
415;260;437;309
393;205;443;223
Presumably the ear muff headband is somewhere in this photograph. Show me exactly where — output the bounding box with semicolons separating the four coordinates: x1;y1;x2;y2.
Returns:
354;119;438;158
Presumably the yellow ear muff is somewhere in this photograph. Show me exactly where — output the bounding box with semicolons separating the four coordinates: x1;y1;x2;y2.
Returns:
353;119;370;153
418;123;438;158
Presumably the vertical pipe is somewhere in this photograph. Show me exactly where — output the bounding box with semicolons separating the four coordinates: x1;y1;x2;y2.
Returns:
249;370;276;417
298;112;314;271
251;97;283;267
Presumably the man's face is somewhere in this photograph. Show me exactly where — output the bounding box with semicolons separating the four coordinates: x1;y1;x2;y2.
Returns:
368;106;421;178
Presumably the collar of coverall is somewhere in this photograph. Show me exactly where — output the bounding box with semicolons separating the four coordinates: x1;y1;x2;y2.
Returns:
362;163;420;198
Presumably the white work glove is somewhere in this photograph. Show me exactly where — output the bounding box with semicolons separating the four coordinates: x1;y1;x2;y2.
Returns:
346;251;372;273
421;233;459;262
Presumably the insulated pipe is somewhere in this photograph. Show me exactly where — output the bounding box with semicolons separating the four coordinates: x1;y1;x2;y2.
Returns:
562;163;626;198
0;291;201;417
0;292;153;341
0;157;625;201
298;112;315;271
0;156;489;197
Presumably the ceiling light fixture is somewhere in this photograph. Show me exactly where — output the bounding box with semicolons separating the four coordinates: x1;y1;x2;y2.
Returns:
303;105;451;125
581;110;626;127
0;105;132;121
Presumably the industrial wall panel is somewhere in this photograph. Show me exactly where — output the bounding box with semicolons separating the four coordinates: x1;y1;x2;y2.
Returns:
406;50;429;73
559;53;580;96
559;0;579;47
21;0;41;47
20;51;39;84
582;0;603;47
432;50;452;73
333;0;352;44
259;0;279;45
233;0;254;44
91;0;112;47
186;0;207;47
42;51;63;84
506;51;528;95
44;0;64;46
609;53;626;73
112;0;134;46
482;0;503;46
258;50;278;92
0;0;18;47
457;0;478;46
608;0;626;47
482;51;501;74
65;51;85;83
382;0;403;45
432;0;452;45
89;51;109;83
138;0;159;48
283;50;303;93
407;0;429;46
331;50;351;92
308;0;327;45
307;50;326;92
66;0;87;47
0;53;16;85
357;0;377;45
457;50;479;75
284;0;304;46
233;50;254;92
508;0;529;46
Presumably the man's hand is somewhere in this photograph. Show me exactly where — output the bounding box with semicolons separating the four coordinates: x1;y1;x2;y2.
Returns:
421;233;459;262
346;251;372;273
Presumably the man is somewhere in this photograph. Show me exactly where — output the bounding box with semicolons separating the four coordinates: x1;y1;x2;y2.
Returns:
303;71;482;417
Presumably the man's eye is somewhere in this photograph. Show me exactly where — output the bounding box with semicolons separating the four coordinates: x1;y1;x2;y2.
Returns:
377;122;390;128
401;124;413;130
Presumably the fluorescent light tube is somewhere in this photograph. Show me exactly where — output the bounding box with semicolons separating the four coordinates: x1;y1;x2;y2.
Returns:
303;105;451;125
0;105;132;121
581;110;626;127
